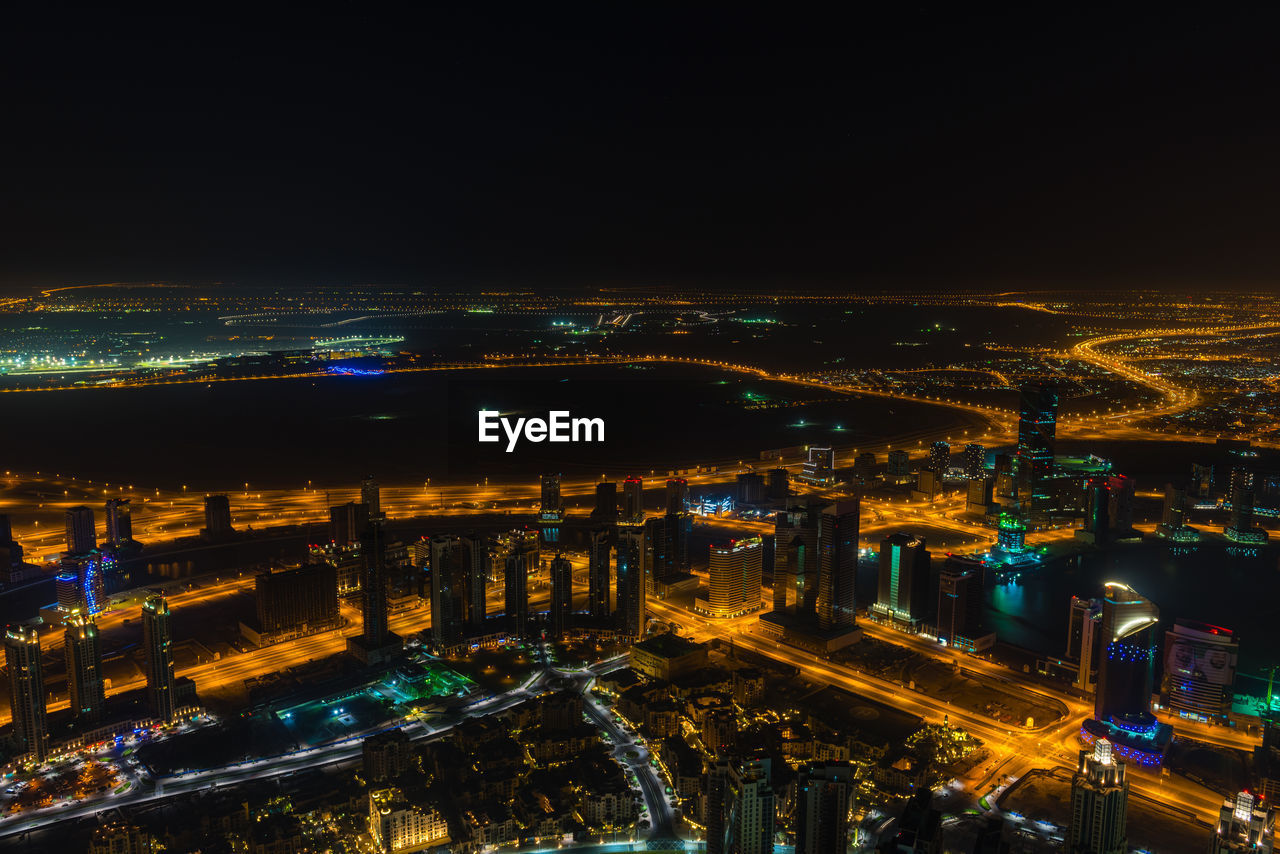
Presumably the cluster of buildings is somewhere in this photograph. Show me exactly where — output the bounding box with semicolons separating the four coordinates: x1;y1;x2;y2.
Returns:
5;590;195;765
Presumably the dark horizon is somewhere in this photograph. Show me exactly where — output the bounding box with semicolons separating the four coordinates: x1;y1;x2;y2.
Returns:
3;8;1280;293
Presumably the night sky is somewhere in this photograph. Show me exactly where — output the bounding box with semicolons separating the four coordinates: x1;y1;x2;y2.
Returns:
2;8;1279;292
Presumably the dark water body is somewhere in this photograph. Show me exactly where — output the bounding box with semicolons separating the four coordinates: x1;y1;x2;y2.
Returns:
1;363;979;490
984;539;1280;683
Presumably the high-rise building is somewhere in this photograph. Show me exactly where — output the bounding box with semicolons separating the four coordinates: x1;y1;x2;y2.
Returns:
700;537;763;618
722;756;775;854
591;481;617;522
0;514;24;570
504;531;539;638
1227;485;1268;544
853;452;877;485
616;524;647;640
360;520;391;650
872;532;931;627
1210;791;1275;853
65;611;106;724
1067;739;1128;854
794;761;854;854
58;552;107;615
936;559;982;647
65;505;96;554
801;446;835;485
367;788;450;853
966;476;994;513
1016;384;1058;485
736;472;766;504
462;531;488;632
927;441;950;475
254;563;340;643
5;624;48;761
540;473;563;519
1157;481;1198;541
767;467;790;500
588;526;612;619
363;728;411;783
886;449;911;480
202;495;233;538
549;553;572;638
142;593;177;723
964;443;986;479
329;501;370;547
1159;619;1237;724
773;504;820;617
361;476;381;520
88;823;159;854
623;476;645;523
429;535;470;646
104;498;133;548
817;501;859;631
1068;596;1103;691
1094;582;1158;728
666;477;689;514
1079;475;1135;543
1192;462;1216;499
647;511;692;588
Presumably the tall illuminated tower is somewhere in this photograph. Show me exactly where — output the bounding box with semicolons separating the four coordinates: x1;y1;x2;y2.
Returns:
795;762;854;854
817;501;859;631
549;553;572;639
1067;738;1128;854
142;593;177;722
1016;384;1058;489
361;476;381;520
1094;582;1159;727
504;531;538;638
591;482;617;522
104;498;133;548
665;477;688;514
65;611;106;723
4;624;48;761
588;526;612;618
429;535;468;645
462;531;488;632
622;476;645;524
702;537;763;618
616;524;647;640
872;532;930;627
65;505;96;554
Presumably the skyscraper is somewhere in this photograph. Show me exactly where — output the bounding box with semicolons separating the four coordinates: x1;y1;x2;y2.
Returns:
1210;791;1275;853
767;467;790;499
1159;619;1237;724
773;504;820;617
591;481;617;522
361;476;382;520
203;494;234;538
329;501;370;547
872;532;931;627
104;498;133;548
588;526;612;619
1068;595;1103;691
647;510;692;588
721;756;774;854
1016;383;1058;485
1094;582;1158;727
549;553;572;638
59;552;106;615
794;761;854;854
666;477;688;514
701;537;763;618
540;473;562;518
853;452;877;485
360;520;390;649
142;593;177;723
4;624;48;761
736;472;766;504
462;531;488;632
1067;739;1128;854
817;501;859;631
963;443;986;479
429;535;469;646
927;440;950;475
65;505;96;554
1227;484;1267;544
936;559;982;647
65;611;106;724
616;524;647;640
253;563;340;643
504;531;538;638
622;476;645;523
